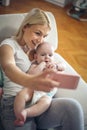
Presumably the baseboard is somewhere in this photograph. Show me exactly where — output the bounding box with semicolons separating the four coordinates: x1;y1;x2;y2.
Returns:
45;0;72;7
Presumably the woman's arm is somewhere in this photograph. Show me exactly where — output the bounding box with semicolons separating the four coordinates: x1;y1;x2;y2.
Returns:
0;44;29;85
0;45;60;92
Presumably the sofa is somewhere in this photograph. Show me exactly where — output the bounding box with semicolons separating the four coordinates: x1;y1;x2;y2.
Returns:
0;11;87;130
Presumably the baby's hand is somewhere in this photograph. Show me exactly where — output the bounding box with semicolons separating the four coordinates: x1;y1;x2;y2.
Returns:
45;62;57;71
40;62;46;67
39;62;47;71
40;61;46;66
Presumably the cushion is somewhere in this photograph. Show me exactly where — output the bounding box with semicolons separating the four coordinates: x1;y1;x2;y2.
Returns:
54;53;87;130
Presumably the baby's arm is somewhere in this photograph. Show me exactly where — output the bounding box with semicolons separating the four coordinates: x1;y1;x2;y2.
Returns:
28;62;46;74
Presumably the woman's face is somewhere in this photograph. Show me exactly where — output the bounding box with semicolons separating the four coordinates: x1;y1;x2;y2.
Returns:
22;24;50;50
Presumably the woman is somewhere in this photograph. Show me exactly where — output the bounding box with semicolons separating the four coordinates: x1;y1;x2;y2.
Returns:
0;8;84;130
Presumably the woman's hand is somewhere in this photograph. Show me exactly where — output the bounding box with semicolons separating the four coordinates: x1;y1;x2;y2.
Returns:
27;70;60;92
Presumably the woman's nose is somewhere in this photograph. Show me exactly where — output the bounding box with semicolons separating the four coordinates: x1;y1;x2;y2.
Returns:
38;36;43;43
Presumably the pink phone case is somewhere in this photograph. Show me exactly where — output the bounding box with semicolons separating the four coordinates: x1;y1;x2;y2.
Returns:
55;72;80;89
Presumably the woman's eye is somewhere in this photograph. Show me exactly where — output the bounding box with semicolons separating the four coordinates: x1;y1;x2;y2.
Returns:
44;35;48;38
35;32;40;36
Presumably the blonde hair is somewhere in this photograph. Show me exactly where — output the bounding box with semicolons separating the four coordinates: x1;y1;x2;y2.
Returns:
15;8;51;40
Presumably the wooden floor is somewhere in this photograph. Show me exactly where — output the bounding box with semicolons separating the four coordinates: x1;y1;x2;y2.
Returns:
0;0;87;82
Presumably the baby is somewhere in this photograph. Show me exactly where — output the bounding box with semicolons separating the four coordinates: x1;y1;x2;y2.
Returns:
14;42;66;126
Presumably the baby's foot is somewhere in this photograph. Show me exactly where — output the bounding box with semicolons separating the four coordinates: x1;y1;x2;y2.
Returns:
14;119;24;126
14;110;27;126
21;110;27;122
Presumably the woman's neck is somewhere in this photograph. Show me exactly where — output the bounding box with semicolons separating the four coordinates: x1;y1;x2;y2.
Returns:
22;44;30;53
17;38;30;53
17;38;25;46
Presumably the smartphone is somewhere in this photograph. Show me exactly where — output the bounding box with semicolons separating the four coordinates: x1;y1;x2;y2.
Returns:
55;72;80;89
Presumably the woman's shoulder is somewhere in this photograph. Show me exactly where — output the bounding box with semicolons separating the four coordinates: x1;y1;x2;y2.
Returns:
0;37;21;53
0;37;17;46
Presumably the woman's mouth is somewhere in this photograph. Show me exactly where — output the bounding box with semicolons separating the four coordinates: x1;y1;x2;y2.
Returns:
31;41;36;48
32;41;36;46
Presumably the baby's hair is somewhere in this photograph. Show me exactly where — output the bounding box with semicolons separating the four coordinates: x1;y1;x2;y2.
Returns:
29;41;53;61
35;41;50;53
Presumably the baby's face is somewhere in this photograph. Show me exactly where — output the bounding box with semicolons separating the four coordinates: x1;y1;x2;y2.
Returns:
36;43;54;64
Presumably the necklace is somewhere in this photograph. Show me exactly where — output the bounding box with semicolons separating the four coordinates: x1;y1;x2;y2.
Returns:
21;44;30;53
16;38;29;53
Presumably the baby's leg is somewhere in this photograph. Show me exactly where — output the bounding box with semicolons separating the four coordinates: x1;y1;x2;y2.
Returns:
24;95;52;117
14;88;33;126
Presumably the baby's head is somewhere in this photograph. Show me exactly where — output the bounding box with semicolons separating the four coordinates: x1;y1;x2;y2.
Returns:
34;41;55;64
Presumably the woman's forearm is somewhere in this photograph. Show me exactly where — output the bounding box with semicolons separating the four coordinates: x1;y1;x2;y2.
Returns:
3;62;31;87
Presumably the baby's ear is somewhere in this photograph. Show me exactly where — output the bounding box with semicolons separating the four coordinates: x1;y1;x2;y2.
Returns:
29;49;36;61
34;53;37;60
